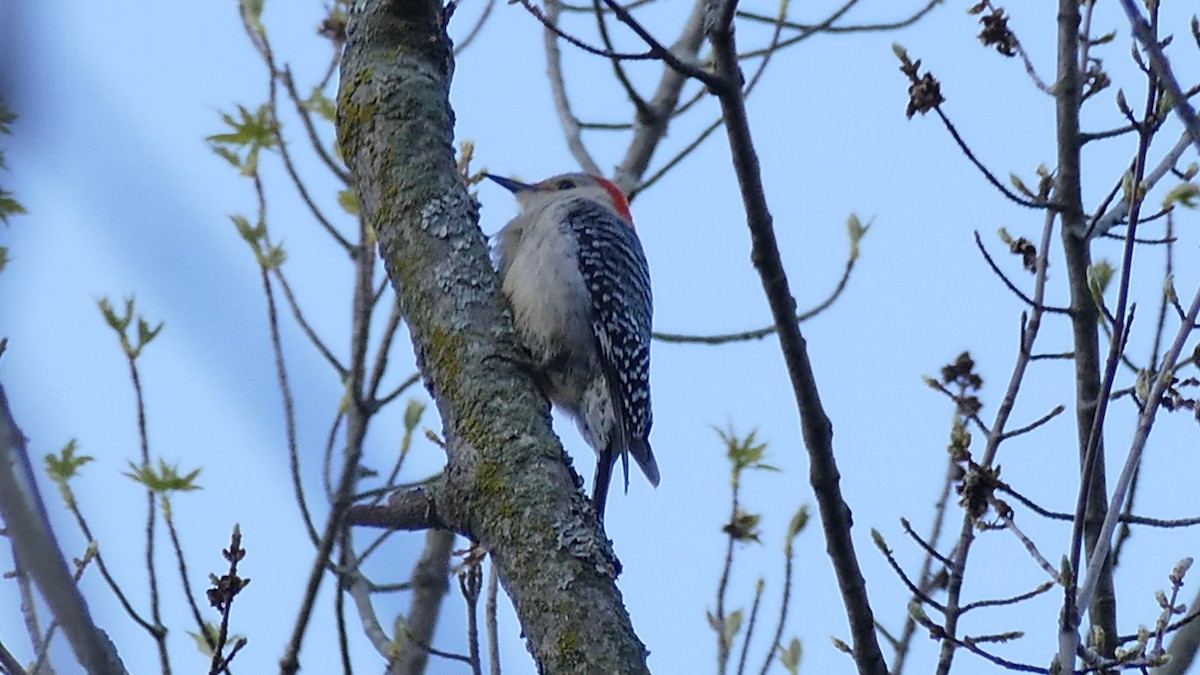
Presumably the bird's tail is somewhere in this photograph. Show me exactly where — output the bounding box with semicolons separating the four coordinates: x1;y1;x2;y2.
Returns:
629;438;659;488
592;438;659;521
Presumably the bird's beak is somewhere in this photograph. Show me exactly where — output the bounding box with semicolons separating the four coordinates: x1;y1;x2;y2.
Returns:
485;173;532;193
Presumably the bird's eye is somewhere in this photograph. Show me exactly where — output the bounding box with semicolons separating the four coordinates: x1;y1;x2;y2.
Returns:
555;178;576;190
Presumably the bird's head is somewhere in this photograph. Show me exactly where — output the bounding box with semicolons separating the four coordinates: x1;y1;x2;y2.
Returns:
486;172;633;226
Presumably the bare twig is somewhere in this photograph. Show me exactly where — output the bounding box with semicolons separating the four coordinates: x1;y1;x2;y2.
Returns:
938;209;1055;674
486;559;501;675
973;231;1070;315
0;390;127;673
598;0;724;89
705;0;887;671
653;242;858;344
517;0;659;61
453;0;496;54
543;0;602;174
738;0;942;58
1116;0;1200;153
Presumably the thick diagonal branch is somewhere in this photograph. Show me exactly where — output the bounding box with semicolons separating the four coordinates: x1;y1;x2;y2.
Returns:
336;1;648;672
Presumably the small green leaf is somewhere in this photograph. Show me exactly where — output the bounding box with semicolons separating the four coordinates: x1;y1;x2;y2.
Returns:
188;623;220;656
259;243;287;269
98;297;132;333
870;527;888;552
846;213;871;259
715;426;770;473
403;399;426;433
778;637;802;673
725;609;743;643
207;104;277;175
1162;182;1199;209
45;440;93;483
124;458;203;494
1010;172;1033;198
211;146;241;168
138;317;164;347
1087;259;1114;302
230;213;263;245
0;190;25;224
337;188;359;216
241;0;264;20
786;505;809;541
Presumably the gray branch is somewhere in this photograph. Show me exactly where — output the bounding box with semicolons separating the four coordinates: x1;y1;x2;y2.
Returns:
336;1;650;671
0;383;128;674
390;529;456;674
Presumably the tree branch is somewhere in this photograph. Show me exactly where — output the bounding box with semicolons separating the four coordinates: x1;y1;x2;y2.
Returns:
390;529;456;674
336;2;649;672
0;384;128;674
705;1;886;672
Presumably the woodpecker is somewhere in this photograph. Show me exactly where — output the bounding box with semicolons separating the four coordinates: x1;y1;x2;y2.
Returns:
487;171;658;521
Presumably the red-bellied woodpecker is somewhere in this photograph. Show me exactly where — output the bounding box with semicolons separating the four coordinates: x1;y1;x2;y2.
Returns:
487;172;658;521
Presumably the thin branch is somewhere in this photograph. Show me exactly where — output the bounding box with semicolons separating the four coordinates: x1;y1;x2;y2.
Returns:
517;0;659;61
1078;282;1200;616
260;249;320;546
938;208;1056;674
274;68;354;252
758;521;799;675
715;462;742;675
365;296;406;404
934;108;1050;210
124;345;171;672
995;506;1061;583
614;0;709;194
1116;0;1200;153
707;0;887;671
542;0;602;175
999;404;1066;440
1088;129;1196;238
165;499;215;653
453;0;495;55
737;0;942;58
735;580;763;675
592;0;649;115
960;581;1055;613
1080;123;1136;143
486;559;501;675
973;231;1071;315
272;267;348;377
653;243;858;344
598;0;726;90
878;536;947;612
632;0;786;198
901;516;953;569
372;372;424;411
279;68;352;185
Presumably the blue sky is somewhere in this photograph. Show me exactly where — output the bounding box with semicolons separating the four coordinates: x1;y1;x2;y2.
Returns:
3;0;1200;673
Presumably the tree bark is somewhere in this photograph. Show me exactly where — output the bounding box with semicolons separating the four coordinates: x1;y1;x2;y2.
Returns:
336;1;650;672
